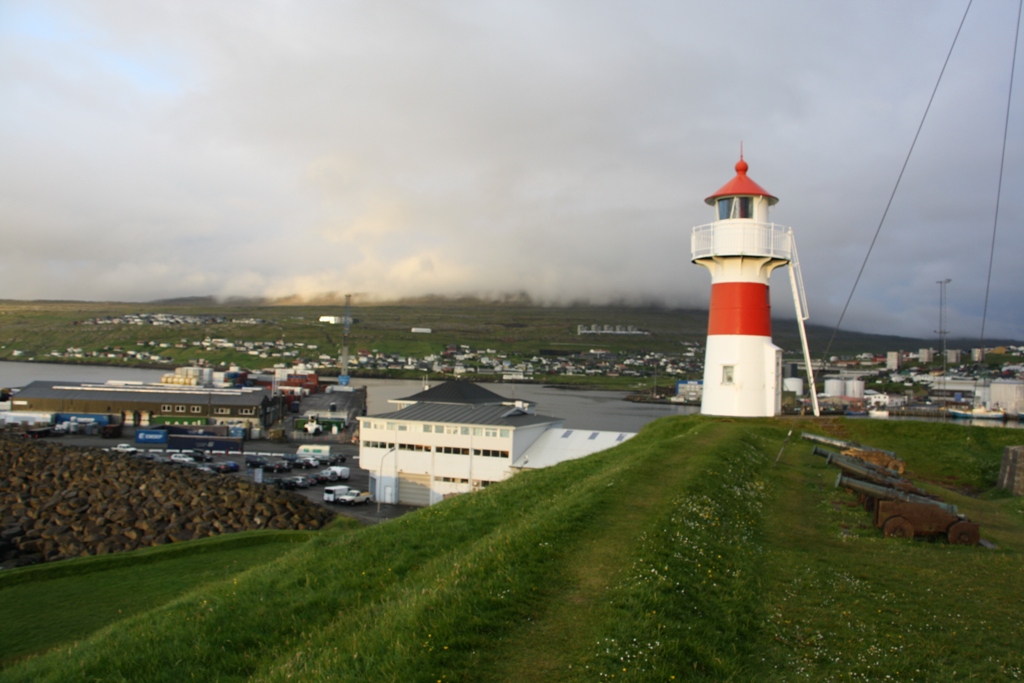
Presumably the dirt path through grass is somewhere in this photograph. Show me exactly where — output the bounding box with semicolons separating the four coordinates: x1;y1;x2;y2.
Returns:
486;420;720;682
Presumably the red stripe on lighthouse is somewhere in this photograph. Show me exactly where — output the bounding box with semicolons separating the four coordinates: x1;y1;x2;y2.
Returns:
707;282;771;336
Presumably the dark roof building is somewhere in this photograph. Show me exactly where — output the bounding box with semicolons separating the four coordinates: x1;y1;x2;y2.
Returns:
10;380;277;427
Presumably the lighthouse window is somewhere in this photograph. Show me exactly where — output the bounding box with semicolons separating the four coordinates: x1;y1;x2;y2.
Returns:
718;197;753;219
722;365;735;385
737;197;752;218
717;198;730;220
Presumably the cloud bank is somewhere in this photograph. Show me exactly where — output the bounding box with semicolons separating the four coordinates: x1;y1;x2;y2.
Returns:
1;1;1022;339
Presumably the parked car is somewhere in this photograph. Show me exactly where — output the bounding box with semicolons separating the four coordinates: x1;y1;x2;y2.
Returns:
321;453;347;465
245;455;270;468
286;475;316;488
169;453;195;464
112;443;138;455
264;460;292;474
182;449;214;462
295;456;320;469
337;490;372;506
273;478;298;490
214;461;240;473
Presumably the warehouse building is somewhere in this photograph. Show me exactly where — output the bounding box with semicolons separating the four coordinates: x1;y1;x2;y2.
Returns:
8;380;280;429
359;381;635;506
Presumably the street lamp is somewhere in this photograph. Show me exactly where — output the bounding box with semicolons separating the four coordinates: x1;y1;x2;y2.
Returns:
936;278;952;384
376;446;396;521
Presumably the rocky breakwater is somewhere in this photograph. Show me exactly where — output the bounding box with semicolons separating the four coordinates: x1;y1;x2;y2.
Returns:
0;438;334;568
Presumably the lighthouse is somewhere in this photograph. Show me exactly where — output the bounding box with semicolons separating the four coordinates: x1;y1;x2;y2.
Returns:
691;156;800;417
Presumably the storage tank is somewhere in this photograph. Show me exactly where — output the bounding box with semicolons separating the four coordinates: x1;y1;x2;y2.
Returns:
845;379;865;399
824;378;846;397
782;378;804;395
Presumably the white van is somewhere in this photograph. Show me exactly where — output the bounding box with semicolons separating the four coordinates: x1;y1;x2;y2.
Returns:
319;466;350;481
323;485;352;503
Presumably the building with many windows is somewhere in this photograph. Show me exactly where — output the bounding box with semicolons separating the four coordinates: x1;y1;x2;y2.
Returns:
358;381;635;506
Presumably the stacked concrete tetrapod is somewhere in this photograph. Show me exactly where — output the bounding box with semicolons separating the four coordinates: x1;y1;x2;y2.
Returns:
691;156;791;417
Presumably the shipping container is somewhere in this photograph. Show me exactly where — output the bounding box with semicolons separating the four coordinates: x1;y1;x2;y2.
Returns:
55;413;113;426
164;424;230;437
135;428;169;445
167;434;244;453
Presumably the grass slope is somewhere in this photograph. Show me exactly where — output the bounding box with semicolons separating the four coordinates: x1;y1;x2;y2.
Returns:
1;416;1022;681
0;530;330;667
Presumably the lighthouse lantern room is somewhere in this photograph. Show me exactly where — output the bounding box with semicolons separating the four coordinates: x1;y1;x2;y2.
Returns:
691;156;817;417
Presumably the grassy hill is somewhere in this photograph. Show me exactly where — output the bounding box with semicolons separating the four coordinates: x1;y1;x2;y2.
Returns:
1;416;1023;681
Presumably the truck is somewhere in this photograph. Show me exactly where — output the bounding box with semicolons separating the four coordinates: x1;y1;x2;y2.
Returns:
337;490;372;506
297;444;332;457
323;485;353;503
290;444;345;465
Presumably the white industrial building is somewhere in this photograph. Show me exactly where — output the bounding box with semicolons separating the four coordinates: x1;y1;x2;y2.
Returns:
358;382;635;506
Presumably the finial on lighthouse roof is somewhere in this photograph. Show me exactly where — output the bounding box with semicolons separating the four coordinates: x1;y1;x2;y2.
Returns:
704;153;778;206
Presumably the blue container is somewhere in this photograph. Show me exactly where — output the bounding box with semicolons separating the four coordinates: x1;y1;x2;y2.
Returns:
55;413;111;426
135;428;169;445
229;426;247;439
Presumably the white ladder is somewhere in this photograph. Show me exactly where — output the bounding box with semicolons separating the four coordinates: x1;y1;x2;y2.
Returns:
787;230;820;417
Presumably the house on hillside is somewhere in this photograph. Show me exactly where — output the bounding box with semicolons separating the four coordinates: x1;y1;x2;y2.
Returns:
358;381;635;506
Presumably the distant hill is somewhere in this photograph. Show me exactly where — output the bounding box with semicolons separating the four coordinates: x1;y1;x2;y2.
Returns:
1;295;1017;360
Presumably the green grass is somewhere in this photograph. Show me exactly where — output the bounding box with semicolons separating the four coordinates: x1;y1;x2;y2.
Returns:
759;418;1024;681
0;529;338;667
1;416;1022;681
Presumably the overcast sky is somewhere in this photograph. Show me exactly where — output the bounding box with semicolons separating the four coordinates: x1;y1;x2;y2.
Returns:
2;1;1022;340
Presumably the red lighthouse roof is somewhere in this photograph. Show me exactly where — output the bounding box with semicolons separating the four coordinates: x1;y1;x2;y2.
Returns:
704;156;778;206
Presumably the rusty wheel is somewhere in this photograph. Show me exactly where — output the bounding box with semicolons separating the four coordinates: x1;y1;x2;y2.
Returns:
883;516;914;539
947;521;980;546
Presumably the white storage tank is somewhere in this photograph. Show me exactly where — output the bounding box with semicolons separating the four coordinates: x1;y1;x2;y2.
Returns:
824;378;846;397
783;377;804;395
845;379;865;399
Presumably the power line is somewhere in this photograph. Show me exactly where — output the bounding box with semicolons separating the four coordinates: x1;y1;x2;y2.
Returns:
821;1;974;361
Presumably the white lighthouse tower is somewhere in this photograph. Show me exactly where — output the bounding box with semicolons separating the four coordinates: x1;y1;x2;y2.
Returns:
691;155;819;417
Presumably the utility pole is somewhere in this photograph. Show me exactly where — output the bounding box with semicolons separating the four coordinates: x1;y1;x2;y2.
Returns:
340;293;352;382
936;278;951;385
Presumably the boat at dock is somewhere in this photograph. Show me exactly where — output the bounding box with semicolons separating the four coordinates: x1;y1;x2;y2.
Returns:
948;406;1007;420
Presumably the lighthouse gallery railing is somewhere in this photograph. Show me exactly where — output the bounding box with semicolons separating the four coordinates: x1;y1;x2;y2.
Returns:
691;222;792;261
